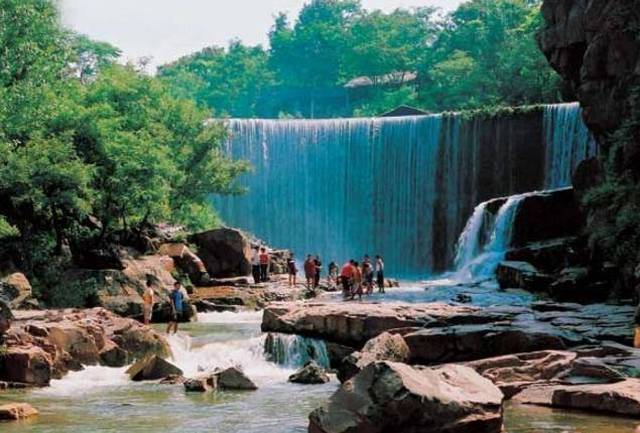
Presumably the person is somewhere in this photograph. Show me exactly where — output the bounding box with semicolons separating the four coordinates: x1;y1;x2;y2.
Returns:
287;253;298;287
362;255;374;295
251;246;261;284
142;280;155;325
166;281;185;335
259;247;270;282
375;255;385;293
304;255;316;291
352;261;363;300
314;255;322;289
340;260;355;298
328;261;339;287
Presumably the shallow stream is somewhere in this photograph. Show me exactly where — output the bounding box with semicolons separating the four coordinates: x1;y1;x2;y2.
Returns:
1;286;638;433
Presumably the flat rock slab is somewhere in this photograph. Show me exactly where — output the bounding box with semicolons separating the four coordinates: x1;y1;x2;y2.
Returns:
263;302;515;347
552;379;640;417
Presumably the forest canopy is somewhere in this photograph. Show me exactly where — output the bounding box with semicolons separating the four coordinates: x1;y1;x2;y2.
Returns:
0;0;248;288
158;0;562;118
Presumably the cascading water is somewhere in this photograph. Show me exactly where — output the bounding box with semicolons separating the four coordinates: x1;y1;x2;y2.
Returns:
454;193;531;281
264;333;330;369
215;103;595;278
544;102;597;189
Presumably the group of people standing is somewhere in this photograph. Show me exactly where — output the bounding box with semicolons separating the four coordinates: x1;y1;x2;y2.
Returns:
339;255;385;300
251;246;271;283
284;252;385;298
141;280;188;335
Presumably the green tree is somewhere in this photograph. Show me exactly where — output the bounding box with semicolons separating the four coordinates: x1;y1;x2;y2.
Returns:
159;41;273;117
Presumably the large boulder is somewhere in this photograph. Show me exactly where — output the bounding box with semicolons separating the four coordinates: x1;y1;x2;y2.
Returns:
0;299;12;336
0;273;33;308
551;379;640;416
0;402;39;421
189;228;253;278
496;261;552;291
289;361;330;385
184;375;217;392
309;361;504;433
404;325;567;365
338;332;410;382
126;355;183;381
0;346;52;386
548;267;609;302
215;366;258;390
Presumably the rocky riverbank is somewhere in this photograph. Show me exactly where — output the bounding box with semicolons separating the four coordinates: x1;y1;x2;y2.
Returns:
0;308;170;387
261;299;640;429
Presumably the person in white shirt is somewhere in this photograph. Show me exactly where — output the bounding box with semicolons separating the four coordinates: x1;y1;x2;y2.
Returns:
375;255;385;293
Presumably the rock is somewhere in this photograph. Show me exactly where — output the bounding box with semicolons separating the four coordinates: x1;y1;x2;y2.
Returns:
0;346;52;386
189;228;253;278
72;243;126;270
289;361;330;384
505;237;578;274
99;340;128;367
184;375;217;392
325;342;356;369
552;379;640;417
465;350;578;398
159;243;211;286
127;355;183;381
0;402;39;421
338;332;410;382
572;157;604;201
548;267;608;302
159;374;185;385
262;302;503;348
215;366;258;390
309;362;504;433
405;326;567;365
511;188;584;248
496;261;553;291
0;273;33;308
0;299;13;336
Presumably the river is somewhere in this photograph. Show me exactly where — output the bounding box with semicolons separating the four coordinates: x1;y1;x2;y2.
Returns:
1;291;638;433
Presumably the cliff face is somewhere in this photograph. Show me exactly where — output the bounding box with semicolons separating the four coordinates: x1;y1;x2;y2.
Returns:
538;0;640;138
538;0;640;293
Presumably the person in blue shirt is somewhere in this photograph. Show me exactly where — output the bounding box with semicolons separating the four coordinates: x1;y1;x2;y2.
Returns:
166;281;184;335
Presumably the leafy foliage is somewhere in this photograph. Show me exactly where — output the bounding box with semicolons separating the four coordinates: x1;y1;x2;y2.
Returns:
0;0;248;289
159;0;560;118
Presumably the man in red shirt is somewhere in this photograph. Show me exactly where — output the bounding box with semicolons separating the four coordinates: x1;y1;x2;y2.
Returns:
340;260;355;298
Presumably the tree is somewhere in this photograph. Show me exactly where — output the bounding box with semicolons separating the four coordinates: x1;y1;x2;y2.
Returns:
159;41;273;117
269;0;361;89
70;35;121;82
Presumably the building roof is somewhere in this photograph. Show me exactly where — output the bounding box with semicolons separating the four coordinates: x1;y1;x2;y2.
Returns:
379;105;430;117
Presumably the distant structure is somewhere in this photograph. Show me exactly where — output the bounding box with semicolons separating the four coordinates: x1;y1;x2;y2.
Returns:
379;105;430;117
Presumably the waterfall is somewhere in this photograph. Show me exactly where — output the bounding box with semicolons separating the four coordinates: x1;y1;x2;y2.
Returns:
455;193;530;281
544;102;597;188
215;103;595;277
264;333;330;369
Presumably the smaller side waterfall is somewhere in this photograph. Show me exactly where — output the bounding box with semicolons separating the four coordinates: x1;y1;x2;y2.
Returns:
454;193;531;281
264;333;330;369
544;102;597;189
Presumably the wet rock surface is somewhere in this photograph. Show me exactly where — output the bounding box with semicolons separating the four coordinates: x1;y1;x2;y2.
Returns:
338;332;410;382
0;402;39;421
127;355;183;381
262;301;635;355
289;361;330;385
1;308;170;386
309;361;504;433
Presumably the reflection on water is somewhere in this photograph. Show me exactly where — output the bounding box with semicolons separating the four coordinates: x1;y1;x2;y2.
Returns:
1;304;638;433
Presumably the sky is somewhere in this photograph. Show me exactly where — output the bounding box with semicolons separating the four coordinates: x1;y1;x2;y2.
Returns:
60;0;464;71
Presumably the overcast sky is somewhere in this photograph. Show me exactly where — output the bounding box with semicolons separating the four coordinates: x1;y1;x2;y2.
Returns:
59;0;464;71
